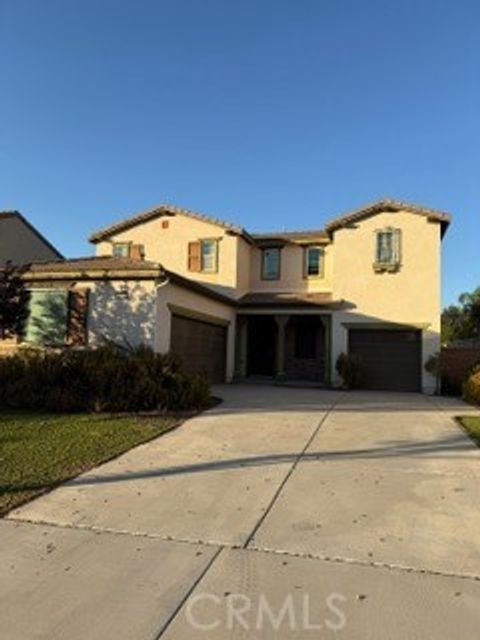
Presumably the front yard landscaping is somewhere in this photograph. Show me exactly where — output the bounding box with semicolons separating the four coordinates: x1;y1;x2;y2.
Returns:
0;412;177;515
458;416;480;447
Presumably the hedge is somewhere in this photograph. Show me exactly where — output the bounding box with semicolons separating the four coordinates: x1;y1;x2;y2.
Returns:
0;345;210;413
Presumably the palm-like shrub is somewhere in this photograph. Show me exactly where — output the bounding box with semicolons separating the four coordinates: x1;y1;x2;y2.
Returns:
335;353;364;389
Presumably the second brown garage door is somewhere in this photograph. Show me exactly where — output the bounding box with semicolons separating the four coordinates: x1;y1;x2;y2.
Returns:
170;314;227;384
349;328;421;392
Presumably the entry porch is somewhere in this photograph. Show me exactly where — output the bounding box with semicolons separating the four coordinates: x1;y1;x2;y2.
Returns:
235;313;332;385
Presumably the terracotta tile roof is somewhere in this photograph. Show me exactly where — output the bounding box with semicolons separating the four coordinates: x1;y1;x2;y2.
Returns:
238;291;343;308
87;197;451;247
27;256;161;272
24;256;163;279
89;203;252;243
325;198;451;236
163;269;236;305
23;258;238;305
251;229;330;245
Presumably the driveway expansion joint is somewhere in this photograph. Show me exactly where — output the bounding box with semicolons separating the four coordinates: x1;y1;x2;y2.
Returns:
5;516;228;550
243;394;346;549
153;546;224;640
246;543;480;582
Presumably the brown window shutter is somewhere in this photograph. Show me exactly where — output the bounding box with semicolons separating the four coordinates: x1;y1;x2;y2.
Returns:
188;241;201;272
66;289;89;346
130;244;145;261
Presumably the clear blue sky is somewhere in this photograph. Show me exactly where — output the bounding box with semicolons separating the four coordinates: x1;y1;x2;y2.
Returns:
1;0;478;306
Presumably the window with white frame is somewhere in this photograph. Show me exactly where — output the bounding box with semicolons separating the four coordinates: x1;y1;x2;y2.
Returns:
305;246;324;277
112;242;130;258
261;247;281;280
200;239;218;272
374;228;401;270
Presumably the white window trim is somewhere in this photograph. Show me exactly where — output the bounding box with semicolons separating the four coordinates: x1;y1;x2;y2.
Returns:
112;242;131;258
200;238;219;273
374;227;402;272
304;246;325;279
261;247;281;280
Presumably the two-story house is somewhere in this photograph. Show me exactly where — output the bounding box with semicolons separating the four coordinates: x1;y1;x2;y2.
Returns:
22;199;450;393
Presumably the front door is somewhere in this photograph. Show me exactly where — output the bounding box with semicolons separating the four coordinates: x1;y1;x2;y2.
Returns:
247;315;277;377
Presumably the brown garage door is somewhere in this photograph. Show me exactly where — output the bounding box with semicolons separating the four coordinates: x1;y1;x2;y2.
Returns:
349;329;421;392
171;314;227;384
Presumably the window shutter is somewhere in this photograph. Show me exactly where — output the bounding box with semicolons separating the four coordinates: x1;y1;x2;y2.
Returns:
66;289;89;346
130;244;145;261
393;229;401;264
374;230;382;263
188;241;201;272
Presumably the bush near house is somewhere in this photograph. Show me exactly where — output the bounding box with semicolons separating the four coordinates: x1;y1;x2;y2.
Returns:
463;365;480;407
336;353;364;389
439;347;480;396
0;345;210;413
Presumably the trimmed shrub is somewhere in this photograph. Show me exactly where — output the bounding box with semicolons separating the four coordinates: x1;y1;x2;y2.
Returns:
336;353;364;389
424;353;441;395
0;345;210;413
463;365;480;406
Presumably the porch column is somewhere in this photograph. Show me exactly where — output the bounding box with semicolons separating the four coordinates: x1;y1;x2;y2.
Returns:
319;315;332;385
235;315;248;379
274;315;289;381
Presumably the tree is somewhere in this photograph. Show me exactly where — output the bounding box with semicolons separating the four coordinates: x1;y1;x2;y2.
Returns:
459;287;480;336
441;286;480;344
0;262;29;340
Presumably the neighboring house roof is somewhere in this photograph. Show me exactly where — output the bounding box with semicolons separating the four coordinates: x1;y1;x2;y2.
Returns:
238;291;344;308
0;210;64;259
89;203;253;244
324;198;451;237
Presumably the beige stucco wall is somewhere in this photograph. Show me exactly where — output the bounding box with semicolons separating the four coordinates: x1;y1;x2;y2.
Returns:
156;282;236;382
0;216;60;266
236;237;252;296
88;280;157;349
330;210;442;392
95;213;242;298
249;243;333;293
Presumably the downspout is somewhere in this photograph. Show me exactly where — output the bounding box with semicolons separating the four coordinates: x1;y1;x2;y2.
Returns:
154;274;170;353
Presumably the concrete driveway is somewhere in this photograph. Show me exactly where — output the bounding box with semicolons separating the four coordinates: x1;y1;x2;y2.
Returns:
2;386;480;639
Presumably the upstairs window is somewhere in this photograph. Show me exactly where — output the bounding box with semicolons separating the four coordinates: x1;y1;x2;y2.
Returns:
188;239;219;272
112;242;130;258
261;248;281;280
305;247;324;277
201;239;218;272
374;228;401;271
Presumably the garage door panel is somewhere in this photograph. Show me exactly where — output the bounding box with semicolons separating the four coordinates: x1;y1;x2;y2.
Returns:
349;329;421;392
171;315;226;384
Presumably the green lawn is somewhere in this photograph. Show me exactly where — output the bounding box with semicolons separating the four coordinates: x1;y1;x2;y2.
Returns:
458;416;480;447
0;412;177;516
